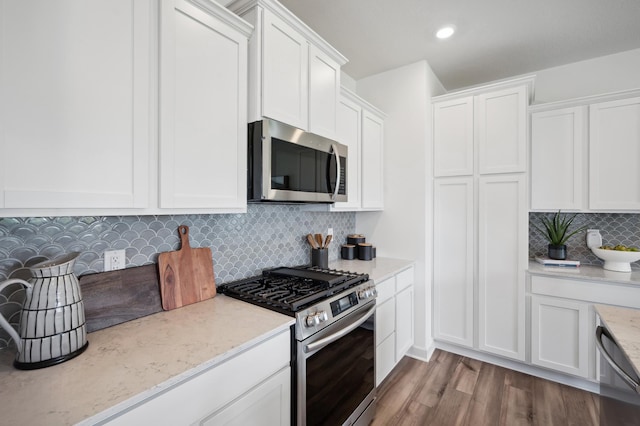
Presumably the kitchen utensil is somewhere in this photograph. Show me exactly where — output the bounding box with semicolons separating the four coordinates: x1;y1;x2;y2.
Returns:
323;234;332;248
80;264;162;332
158;225;216;310
0;252;88;369
307;234;319;249
315;233;323;248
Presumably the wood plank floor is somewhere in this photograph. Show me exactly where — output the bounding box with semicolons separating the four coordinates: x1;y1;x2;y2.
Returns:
372;349;599;426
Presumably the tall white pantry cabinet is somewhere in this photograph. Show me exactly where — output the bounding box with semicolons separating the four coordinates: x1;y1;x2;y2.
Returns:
432;78;531;362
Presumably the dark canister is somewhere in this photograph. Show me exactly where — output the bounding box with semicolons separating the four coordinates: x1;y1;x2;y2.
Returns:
347;234;366;258
357;243;373;261
341;244;356;260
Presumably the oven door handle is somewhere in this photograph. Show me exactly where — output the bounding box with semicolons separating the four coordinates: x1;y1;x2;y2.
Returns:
304;305;375;354
596;325;640;394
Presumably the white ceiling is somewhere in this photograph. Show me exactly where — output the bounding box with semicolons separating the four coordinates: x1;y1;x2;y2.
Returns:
277;0;640;90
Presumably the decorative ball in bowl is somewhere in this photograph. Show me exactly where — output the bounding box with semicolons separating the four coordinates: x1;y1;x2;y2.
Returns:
591;245;640;272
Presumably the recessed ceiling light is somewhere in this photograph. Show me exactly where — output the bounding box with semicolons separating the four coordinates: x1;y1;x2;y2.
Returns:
436;26;455;39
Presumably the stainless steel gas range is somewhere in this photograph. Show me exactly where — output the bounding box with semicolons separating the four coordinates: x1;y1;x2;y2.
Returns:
219;266;378;426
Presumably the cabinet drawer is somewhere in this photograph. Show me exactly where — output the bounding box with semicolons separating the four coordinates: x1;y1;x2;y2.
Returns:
376;277;395;303
376;298;395;343
396;267;414;291
530;275;640;308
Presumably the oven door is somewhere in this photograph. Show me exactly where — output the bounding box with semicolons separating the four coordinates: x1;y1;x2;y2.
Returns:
596;325;640;425
297;300;376;426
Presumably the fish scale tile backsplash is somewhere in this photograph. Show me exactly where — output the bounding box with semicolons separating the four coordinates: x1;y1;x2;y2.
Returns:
529;212;640;267
0;204;355;348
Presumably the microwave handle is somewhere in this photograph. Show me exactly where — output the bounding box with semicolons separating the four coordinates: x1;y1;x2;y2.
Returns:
331;144;341;200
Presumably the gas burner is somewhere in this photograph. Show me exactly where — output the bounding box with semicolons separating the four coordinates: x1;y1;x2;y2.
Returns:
218;265;369;315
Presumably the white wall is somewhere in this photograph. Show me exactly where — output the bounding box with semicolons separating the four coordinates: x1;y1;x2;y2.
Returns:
354;60;445;360
532;48;640;103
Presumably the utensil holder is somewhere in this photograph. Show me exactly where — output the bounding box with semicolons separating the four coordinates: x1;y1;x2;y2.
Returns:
311;248;329;268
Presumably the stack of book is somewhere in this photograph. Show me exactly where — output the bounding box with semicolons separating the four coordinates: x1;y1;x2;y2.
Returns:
535;257;580;267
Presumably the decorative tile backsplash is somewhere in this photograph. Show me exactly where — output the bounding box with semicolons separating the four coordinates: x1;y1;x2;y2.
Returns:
0;204;355;348
529;212;640;268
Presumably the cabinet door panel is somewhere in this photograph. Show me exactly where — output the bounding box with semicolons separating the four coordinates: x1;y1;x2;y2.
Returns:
531;106;586;210
262;10;308;130
376;297;395;343
308;45;340;139
433;96;474;177
478;174;526;360
159;0;247;209
531;295;589;378
477;87;527;174
200;367;290;426
361;110;384;210
376;334;395;386
589;96;640;210
1;0;150;209
395;286;413;360
331;94;361;210
433;177;474;347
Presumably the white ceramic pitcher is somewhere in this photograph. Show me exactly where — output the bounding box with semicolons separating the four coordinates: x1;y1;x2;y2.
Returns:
0;252;88;369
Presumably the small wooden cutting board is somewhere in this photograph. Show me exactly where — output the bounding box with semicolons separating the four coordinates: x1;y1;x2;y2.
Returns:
158;225;216;310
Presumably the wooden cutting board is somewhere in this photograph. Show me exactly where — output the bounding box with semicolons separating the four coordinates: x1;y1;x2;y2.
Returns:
158;225;216;310
80;264;162;333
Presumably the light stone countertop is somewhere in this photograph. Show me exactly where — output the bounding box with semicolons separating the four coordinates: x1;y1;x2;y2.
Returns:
595;304;640;377
331;257;415;283
0;295;294;426
528;260;640;286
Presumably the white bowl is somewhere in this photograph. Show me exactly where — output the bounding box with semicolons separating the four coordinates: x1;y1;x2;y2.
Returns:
591;247;640;272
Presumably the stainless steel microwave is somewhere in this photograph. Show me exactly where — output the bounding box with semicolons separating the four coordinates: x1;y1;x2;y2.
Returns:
248;119;348;203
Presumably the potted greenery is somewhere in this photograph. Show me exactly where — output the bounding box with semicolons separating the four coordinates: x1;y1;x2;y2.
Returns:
531;211;587;260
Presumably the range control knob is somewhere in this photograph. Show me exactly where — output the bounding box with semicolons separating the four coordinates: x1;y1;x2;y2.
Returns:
304;311;328;327
358;286;378;300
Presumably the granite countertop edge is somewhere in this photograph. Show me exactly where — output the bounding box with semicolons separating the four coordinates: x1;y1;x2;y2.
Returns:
527;260;640;286
595;304;640;377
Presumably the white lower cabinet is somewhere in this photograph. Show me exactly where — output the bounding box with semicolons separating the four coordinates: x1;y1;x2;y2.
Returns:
528;273;640;381
374;266;414;386
103;330;290;425
530;295;590;378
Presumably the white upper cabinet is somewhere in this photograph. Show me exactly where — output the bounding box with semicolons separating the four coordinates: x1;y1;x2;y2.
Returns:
332;91;362;211
589;96;640;211
0;0;152;212
260;8;308;130
361;109;385;210
332;88;386;212
477;86;527;174
229;0;347;139
530;106;586;211
529;89;640;212
433;96;474;177
0;0;251;216
159;0;250;211
308;45;341;139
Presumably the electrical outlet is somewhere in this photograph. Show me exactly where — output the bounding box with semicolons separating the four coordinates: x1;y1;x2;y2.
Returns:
327;228;333;236
104;249;126;271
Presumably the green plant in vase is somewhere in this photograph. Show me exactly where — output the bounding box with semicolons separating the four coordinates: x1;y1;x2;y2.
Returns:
531;211;588;260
